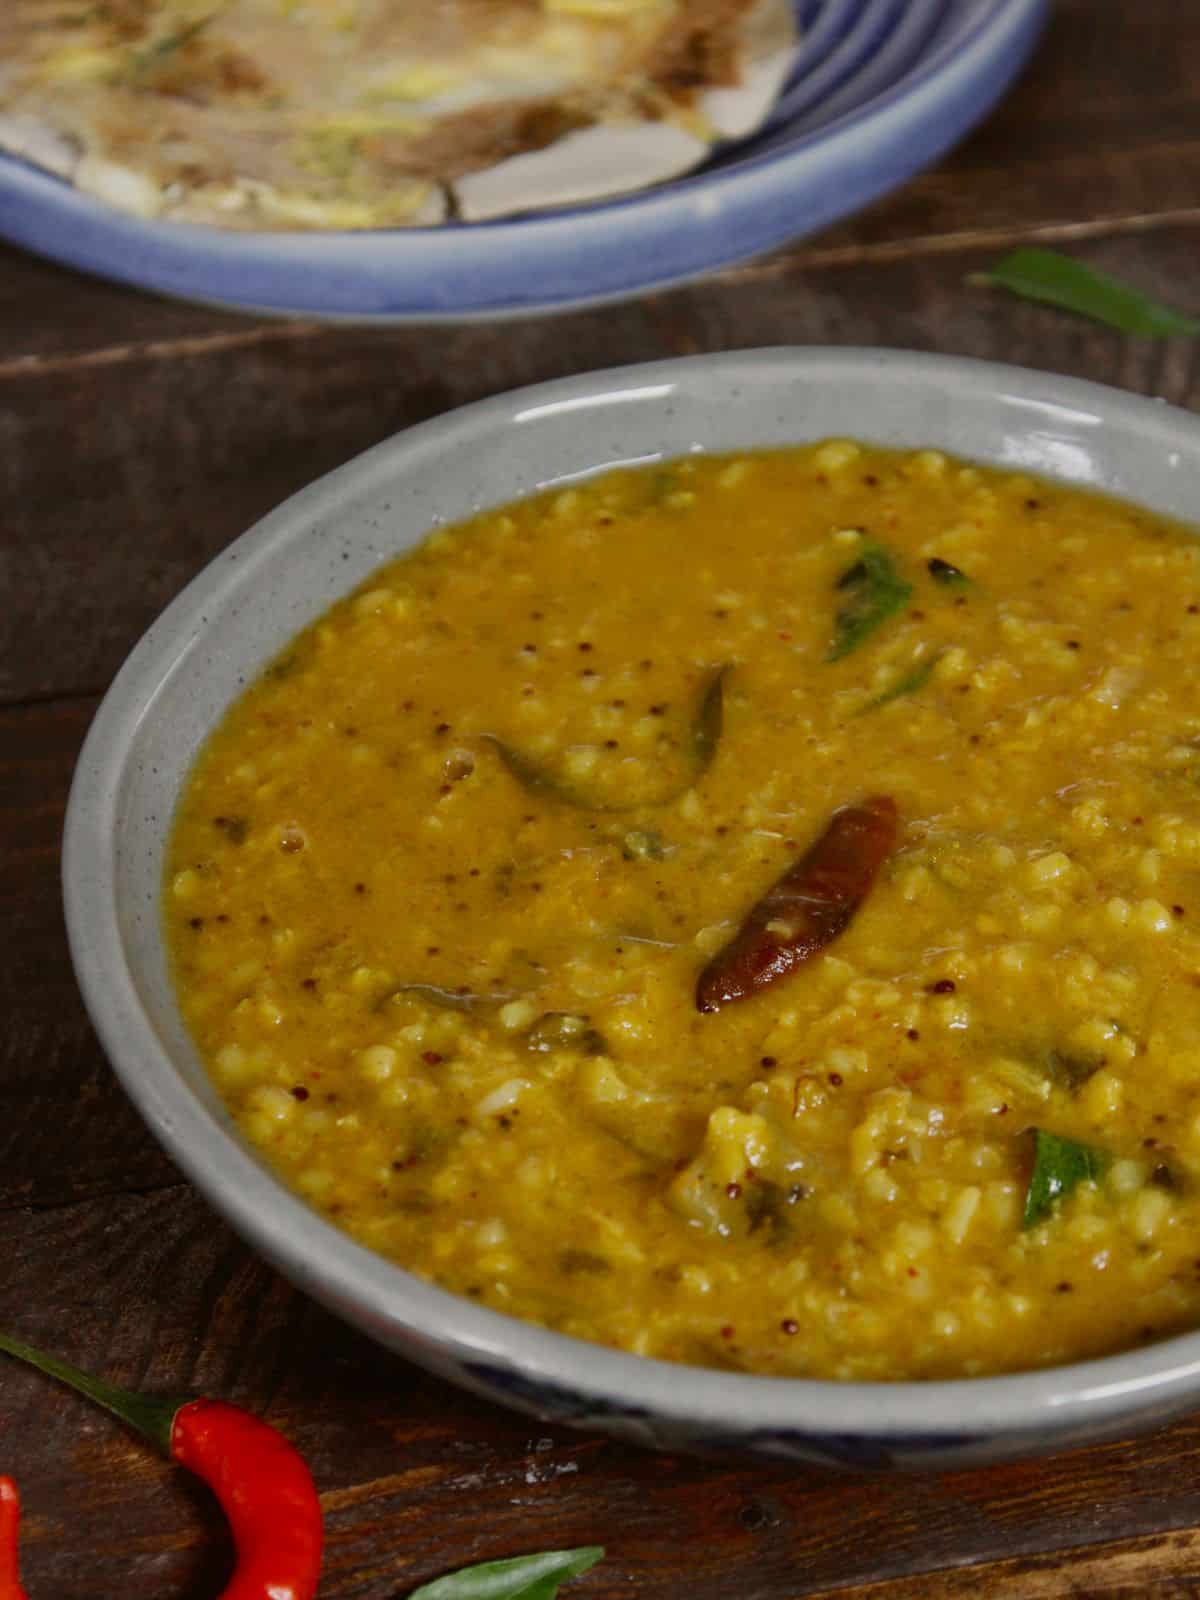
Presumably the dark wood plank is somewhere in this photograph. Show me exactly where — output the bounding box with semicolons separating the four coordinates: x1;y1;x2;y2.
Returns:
824;1527;1200;1598
0;297;663;706
6;1187;1200;1599
4;225;1200;709
0;244;266;367
0;0;1195;364
814;0;1200;256
0;697;180;1206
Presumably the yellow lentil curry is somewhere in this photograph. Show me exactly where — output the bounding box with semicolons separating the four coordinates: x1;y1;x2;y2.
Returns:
166;442;1200;1381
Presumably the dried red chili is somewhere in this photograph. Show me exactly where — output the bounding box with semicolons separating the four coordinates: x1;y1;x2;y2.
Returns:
0;1333;321;1600
696;795;899;1012
0;1476;29;1600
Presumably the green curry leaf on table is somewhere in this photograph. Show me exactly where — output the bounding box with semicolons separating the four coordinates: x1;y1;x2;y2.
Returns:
974;248;1200;337
408;1546;604;1600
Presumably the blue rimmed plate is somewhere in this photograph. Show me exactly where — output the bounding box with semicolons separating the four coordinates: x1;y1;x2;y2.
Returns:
0;0;1048;322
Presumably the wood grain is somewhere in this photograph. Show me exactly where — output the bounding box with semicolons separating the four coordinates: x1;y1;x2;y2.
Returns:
4;0;1200;1594
0;697;179;1207
814;1;1200;257
824;1526;1200;1598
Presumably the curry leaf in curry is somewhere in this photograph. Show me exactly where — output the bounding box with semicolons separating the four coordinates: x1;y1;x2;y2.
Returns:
407;1546;604;1600
384;983;516;1015
857;652;942;714
650;467;682;503
927;557;970;588
689;662;728;779
484;736;588;805
974;249;1200;338
559;1249;612;1275
1044;1047;1104;1092
1023;1129;1107;1228
827;542;912;661
620;827;669;861
524;1012;608;1056
485;664;728;811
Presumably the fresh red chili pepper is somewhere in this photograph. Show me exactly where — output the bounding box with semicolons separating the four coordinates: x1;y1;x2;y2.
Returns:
0;1333;321;1600
696;795;899;1012
171;1400;322;1600
0;1476;29;1600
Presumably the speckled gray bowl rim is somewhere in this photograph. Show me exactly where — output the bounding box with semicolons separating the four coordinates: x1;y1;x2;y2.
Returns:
64;348;1200;1461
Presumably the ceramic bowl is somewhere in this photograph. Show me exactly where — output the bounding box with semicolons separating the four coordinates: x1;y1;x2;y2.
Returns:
64;349;1200;1469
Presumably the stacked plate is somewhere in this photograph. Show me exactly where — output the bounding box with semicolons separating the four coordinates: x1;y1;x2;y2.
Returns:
0;0;1048;321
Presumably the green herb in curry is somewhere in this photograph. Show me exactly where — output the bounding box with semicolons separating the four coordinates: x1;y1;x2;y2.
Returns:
857;652;942;714
927;557;971;588
485;664;728;811
620;828;669;862
827;541;912;661
384;984;516;1015
524;1012;608;1056
1023;1129;1107;1228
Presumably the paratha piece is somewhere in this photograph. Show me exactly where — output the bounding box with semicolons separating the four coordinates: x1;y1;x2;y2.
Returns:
0;0;796;231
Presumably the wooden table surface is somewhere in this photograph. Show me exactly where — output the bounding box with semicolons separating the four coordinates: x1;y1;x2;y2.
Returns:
4;2;1200;1594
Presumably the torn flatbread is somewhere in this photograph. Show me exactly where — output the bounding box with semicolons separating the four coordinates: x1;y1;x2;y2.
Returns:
0;0;797;230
